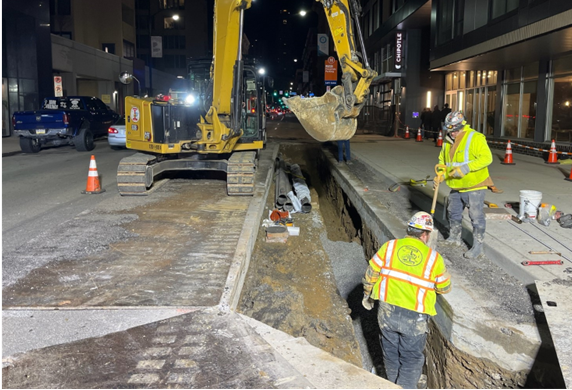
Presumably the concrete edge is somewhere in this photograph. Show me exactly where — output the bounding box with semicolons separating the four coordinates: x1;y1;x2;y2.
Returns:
219;144;280;312
331;151;542;373
239;314;401;389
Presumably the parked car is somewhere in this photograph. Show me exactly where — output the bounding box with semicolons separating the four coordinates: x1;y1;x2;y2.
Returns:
12;96;119;153
108;117;126;149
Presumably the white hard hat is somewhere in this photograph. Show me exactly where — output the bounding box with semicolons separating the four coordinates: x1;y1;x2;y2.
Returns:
444;111;466;133
408;211;434;232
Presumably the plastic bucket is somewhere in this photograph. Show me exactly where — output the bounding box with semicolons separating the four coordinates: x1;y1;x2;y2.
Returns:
519;190;543;219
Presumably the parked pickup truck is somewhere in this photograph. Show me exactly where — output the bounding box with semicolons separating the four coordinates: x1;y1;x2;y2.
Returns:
12;96;119;153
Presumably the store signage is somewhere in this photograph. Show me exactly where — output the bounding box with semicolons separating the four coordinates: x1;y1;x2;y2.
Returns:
395;31;403;70
324;56;338;86
54;76;63;97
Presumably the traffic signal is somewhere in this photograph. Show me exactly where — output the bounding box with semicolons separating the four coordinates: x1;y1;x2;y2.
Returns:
273;91;277;96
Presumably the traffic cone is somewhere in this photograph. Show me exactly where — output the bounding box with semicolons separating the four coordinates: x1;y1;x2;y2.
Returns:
415;128;423;142
545;139;559;164
501;140;515;165
404;126;410;139
435;130;443;147
82;155;105;194
566;166;572;182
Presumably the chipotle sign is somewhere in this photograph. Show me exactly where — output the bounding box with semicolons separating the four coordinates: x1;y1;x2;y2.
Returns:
395;31;403;70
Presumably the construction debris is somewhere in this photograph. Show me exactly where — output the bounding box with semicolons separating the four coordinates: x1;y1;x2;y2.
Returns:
266;225;289;243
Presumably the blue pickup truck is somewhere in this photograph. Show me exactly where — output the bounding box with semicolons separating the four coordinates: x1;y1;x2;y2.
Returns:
12;96;119;153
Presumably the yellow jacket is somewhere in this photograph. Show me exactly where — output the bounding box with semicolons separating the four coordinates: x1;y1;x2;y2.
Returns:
363;236;451;316
439;126;493;191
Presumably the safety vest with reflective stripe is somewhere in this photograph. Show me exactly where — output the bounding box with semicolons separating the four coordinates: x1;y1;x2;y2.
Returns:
369;237;450;316
439;126;492;190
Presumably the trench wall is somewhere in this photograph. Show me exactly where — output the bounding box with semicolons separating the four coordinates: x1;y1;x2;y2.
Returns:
317;148;561;388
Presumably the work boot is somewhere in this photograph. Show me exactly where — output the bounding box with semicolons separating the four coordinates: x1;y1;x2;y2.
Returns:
445;221;462;246
464;229;485;258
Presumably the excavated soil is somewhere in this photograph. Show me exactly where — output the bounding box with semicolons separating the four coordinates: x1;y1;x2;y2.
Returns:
238;144;364;367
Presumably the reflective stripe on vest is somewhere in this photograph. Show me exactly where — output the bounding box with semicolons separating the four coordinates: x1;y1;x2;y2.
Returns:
375;243;439;313
446;130;475;167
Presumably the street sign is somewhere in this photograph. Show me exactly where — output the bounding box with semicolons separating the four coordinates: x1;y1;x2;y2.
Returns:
151;36;163;58
317;34;329;56
324;56;338;86
53;76;63;97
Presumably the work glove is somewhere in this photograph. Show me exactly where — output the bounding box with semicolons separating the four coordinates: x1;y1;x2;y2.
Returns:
448;164;470;179
432;174;444;190
362;294;374;311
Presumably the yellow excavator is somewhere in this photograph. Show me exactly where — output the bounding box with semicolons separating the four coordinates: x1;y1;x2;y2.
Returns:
117;0;376;196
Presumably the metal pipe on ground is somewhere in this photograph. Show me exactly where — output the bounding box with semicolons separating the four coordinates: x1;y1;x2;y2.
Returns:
290;163;312;213
275;157;292;210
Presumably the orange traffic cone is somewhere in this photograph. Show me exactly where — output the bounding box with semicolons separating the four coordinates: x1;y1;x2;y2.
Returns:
404;126;410;139
82;155;105;194
435;130;443;147
501;140;516;165
545;139;559;164
415;128;423;142
566;166;572;182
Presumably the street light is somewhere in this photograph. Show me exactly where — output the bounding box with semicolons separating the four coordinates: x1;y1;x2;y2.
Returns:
148;11;179;96
299;10;307;16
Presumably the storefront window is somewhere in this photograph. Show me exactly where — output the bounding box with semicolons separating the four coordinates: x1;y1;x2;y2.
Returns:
553;55;572;75
476;71;482;86
503;83;520;137
466;90;474;126
506;67;520;82
445;73;453;91
459;71;466;89
550;75;572;142
523;62;538;80
468;71;475;88
486;71;497;85
486;87;496;136
452;72;459;90
521;81;537;139
481;71;487;86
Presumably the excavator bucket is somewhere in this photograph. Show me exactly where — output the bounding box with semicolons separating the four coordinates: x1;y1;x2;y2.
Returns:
283;86;357;142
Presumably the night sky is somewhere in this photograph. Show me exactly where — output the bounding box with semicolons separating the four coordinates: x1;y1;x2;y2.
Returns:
242;0;319;91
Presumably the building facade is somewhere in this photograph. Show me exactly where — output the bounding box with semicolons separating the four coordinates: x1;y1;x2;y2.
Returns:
359;0;572;153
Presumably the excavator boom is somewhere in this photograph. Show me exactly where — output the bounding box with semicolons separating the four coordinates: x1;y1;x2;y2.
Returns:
284;0;377;141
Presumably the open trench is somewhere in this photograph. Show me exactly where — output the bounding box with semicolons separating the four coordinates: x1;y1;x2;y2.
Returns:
238;143;565;389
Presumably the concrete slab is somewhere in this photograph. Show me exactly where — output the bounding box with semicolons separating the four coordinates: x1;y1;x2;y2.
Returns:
535;280;572;389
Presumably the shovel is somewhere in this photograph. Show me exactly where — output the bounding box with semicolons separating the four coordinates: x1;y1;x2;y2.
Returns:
427;164;447;249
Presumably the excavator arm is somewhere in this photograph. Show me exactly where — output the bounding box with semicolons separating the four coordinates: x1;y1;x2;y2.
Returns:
283;0;377;141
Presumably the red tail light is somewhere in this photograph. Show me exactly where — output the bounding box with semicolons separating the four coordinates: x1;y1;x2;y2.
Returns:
63;113;70;125
108;127;118;134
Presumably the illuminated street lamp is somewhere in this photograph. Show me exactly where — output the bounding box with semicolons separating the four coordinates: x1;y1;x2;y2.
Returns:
299;10;307;16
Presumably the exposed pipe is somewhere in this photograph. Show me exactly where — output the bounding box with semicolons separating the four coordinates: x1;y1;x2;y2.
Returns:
290;164;312;213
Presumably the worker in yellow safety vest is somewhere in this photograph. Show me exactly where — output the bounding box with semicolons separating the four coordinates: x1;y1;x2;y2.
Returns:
434;111;493;258
362;211;451;389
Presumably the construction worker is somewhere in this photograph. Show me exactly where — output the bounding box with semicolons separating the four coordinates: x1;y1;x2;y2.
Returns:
362;212;451;389
434;111;493;258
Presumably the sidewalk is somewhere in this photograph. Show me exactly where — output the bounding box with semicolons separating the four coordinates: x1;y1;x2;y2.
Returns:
2;135;20;156
349;134;572;286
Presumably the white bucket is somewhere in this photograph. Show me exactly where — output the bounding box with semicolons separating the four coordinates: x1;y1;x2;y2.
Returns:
519;190;543;219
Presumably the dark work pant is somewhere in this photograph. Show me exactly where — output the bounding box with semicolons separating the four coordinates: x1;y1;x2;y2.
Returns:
447;189;486;231
377;302;429;389
337;140;350;162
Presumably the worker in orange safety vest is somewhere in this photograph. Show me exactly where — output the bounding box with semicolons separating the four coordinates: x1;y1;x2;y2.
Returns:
362;211;452;389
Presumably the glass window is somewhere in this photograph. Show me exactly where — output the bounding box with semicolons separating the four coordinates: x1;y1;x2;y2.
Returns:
521;81;537;139
553;54;572;75
506;67;520;82
466;90;474;126
470;71;476;87
491;0;519;19
486;87;496;136
459;71;466;89
488;70;498;85
373;2;380;30
452;72;459;90
481;70;487;86
445;73;453;91
123;40;135;58
476;71;482;86
437;0;454;45
102;43;115;54
550;75;572;141
523;62;538;79
164;17;180;29
503;83;520;137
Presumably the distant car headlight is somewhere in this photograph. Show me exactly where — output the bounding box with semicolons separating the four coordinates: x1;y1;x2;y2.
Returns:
185;94;196;105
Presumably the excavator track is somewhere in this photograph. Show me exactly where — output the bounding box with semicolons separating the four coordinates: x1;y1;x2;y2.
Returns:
117;153;157;196
227;151;257;196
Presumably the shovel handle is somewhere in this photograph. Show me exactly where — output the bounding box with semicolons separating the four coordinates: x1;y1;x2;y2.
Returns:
431;164;447;215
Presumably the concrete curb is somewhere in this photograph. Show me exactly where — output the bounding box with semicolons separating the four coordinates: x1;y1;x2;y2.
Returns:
219;144;280;312
330;150;542;375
